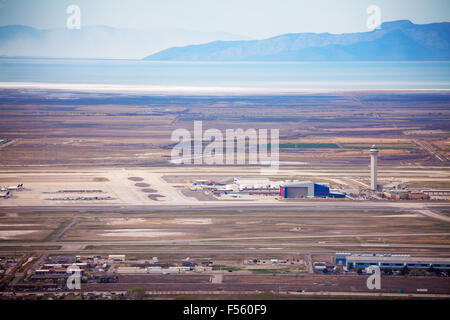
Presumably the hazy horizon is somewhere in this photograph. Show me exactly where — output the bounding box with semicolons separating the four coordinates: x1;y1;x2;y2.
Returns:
0;0;449;59
0;0;449;38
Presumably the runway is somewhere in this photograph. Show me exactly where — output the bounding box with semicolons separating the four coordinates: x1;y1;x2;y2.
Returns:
0;201;443;212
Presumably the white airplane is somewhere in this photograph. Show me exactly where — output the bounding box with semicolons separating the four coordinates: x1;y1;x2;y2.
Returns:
7;183;23;191
0;191;11;198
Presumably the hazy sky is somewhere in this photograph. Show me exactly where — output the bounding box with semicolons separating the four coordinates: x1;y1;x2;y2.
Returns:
0;0;449;38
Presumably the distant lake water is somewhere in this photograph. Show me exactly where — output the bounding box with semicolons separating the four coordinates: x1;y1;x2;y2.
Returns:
0;58;449;90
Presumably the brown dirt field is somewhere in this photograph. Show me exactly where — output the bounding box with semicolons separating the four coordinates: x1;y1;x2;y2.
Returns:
1;90;449;167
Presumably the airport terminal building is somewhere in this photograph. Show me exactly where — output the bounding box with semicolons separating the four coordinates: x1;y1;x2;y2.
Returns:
280;181;345;199
336;253;450;271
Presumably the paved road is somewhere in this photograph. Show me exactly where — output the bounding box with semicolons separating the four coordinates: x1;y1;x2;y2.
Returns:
1;232;449;248
415;140;447;162
3;244;450;255
52;214;79;241
2;290;449;299
305;255;313;273
53;242;450;249
418;210;450;223
30;253;48;273
0;201;441;212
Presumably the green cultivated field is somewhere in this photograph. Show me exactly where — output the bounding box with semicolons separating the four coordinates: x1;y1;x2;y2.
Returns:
275;143;340;149
271;143;416;150
341;143;416;150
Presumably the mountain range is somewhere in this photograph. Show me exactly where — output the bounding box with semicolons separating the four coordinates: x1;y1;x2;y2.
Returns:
0;25;248;59
144;20;450;61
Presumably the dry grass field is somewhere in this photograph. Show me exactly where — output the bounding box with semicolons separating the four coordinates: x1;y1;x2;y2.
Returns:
1;208;448;251
0;89;449;167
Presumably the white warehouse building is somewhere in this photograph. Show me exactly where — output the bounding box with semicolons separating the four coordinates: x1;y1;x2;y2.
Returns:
233;177;282;190
234;177;270;190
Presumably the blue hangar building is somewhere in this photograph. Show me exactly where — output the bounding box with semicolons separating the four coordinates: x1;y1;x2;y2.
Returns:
280;181;345;199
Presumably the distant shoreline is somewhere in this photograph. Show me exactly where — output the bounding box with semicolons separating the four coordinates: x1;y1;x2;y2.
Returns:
1;82;449;96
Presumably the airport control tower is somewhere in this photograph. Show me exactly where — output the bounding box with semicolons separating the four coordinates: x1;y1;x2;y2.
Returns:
370;145;379;191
